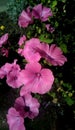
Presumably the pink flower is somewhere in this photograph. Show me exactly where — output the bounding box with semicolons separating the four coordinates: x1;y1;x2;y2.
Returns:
0;33;8;47
39;43;67;66
18;7;33;28
20;62;54;95
6;66;22;88
6;60;22;88
14;93;40;119
20;38;41;62
32;4;53;22
18;35;26;46
0;61;14;79
45;24;55;33
17;37;67;66
0;59;22;88
6;107;25;130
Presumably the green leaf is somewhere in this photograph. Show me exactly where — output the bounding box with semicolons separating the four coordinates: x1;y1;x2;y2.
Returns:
63;83;72;91
64;97;75;106
60;44;68;53
55;21;59;27
48;92;56;98
51;0;57;8
62;0;66;3
39;34;53;44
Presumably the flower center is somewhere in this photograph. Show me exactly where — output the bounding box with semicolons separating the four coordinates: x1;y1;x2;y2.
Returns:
12;75;17;81
36;72;41;78
24;106;30;112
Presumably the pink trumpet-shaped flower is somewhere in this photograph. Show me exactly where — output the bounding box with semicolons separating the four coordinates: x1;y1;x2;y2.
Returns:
6;60;22;88
6;107;25;130
20;38;41;62
6;65;22;88
0;61;15;79
18;7;33;28
14;93;40;119
32;4;53;22
20;62;54;95
39;43;67;66
0;33;8;47
0;59;22;88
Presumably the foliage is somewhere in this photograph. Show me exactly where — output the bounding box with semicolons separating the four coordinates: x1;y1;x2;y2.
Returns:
0;0;75;129
0;0;75;110
6;0;28;24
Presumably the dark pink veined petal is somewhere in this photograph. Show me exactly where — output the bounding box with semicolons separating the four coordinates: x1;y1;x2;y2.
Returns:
0;63;13;79
39;43;67;66
11;122;25;130
42;7;53;17
25;62;41;73
22;48;41;62
6;70;22;88
18;69;36;85
18;11;29;27
14;97;26;118
15;97;25;107
49;44;62;55
26;94;40;109
21;38;41;62
32;4;42;19
18;8;32;28
40;42;49;52
32;4;53;22
41;7;53;21
6;107;25;130
25;93;40;108
0;60;22;85
25;93;40;119
6;60;22;88
47;44;67;66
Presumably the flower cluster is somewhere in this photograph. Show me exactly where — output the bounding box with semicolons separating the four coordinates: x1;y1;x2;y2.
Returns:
0;3;67;130
7;94;40;130
18;4;54;33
